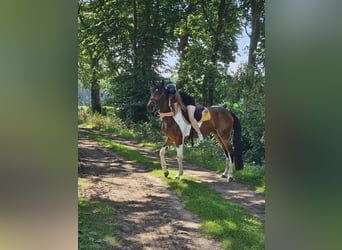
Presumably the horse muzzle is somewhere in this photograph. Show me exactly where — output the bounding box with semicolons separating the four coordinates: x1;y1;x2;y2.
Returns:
146;101;159;113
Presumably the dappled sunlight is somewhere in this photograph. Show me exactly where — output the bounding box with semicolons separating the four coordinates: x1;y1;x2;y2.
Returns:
79;128;264;249
202;220;225;235
158;177;264;249
78;197;122;249
103;235;121;247
224;220;238;230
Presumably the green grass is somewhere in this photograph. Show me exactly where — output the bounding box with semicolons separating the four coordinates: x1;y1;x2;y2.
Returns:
150;170;264;249
81;130;265;249
81;130;161;169
78;109;265;194
234;165;265;194
160;138;266;194
78;178;122;249
81;121;265;194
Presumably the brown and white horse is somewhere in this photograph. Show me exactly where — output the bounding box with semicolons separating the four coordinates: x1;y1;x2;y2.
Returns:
146;82;243;182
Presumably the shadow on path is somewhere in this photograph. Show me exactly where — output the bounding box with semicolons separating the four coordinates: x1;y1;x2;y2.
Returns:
78;132;223;250
79;127;265;223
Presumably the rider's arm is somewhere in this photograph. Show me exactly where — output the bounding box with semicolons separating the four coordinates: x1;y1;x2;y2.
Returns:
158;102;178;118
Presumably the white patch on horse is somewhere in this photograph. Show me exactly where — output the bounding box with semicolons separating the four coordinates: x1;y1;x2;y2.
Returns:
175;144;184;179
159;146;168;176
172;105;202;138
222;154;233;182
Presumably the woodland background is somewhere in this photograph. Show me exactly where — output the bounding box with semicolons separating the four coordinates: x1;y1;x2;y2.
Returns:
78;0;265;165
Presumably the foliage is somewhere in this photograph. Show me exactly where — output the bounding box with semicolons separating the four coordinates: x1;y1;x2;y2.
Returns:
234;165;265;193
79;106;165;144
78;0;185;120
78;106;127;132
222;65;265;165
78;0;116;112
77;0;266;168
238;0;265;70
175;0;241;106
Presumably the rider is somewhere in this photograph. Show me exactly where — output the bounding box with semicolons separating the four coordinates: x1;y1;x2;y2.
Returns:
158;83;203;141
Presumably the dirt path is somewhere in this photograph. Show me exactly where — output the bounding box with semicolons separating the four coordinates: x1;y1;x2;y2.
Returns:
78;132;223;249
78;127;265;249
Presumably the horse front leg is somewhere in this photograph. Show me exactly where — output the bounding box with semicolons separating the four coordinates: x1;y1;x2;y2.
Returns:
160;138;172;177
175;144;184;179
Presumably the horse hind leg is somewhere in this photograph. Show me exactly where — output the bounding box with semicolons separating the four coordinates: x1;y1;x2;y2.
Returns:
174;144;184;179
222;152;233;182
214;133;233;182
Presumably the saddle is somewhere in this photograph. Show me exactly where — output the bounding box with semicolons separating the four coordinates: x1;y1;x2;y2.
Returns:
180;105;210;145
181;104;211;124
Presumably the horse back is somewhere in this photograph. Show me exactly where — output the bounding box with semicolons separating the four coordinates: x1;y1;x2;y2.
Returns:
202;106;234;132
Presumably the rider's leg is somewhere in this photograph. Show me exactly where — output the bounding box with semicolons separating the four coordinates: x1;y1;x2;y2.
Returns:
187;105;203;140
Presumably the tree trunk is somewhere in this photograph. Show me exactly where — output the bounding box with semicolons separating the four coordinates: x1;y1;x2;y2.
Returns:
248;3;260;68
178;4;194;58
91;80;101;113
205;0;227;106
90;56;101;113
206;81;214;106
247;0;263;85
132;0;138;87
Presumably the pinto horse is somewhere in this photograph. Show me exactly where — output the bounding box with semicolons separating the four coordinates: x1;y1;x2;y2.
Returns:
146;82;243;182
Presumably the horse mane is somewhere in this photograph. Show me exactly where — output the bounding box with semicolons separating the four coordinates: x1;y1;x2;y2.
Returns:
174;90;187;112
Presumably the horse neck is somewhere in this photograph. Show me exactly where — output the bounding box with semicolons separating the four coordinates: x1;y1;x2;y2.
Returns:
159;95;171;112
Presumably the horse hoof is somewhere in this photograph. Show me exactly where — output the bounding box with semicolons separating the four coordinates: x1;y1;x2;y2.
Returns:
174;176;180;180
221;174;227;178
227;177;234;183
164;170;169;178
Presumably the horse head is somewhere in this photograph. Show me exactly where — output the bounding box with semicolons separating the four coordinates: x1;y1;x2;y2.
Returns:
146;81;166;113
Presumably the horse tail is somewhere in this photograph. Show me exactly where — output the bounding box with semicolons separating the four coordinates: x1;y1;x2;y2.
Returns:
231;112;244;170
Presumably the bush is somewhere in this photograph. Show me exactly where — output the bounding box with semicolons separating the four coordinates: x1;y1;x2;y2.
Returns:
78;106;127;132
221;66;265;165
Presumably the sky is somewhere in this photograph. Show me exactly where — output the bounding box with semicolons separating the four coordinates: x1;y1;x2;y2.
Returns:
228;31;249;74
160;31;249;78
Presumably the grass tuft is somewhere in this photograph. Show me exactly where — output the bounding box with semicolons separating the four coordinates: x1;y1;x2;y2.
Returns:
234;165;265;194
78;178;122;249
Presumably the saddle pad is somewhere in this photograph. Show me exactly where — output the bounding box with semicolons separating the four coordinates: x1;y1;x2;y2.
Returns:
199;107;211;122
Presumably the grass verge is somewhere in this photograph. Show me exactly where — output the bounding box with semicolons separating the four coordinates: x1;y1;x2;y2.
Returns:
80;130;265;249
78;109;265;193
151;138;266;194
78;178;122;249
81;130;161;169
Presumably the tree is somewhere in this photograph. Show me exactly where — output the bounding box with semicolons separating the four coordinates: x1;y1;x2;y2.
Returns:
78;0;108;113
239;0;265;84
104;0;182;122
175;0;241;106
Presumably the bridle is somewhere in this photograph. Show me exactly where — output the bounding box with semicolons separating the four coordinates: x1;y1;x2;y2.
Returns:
148;97;160;114
147;83;174;115
147;85;165;114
